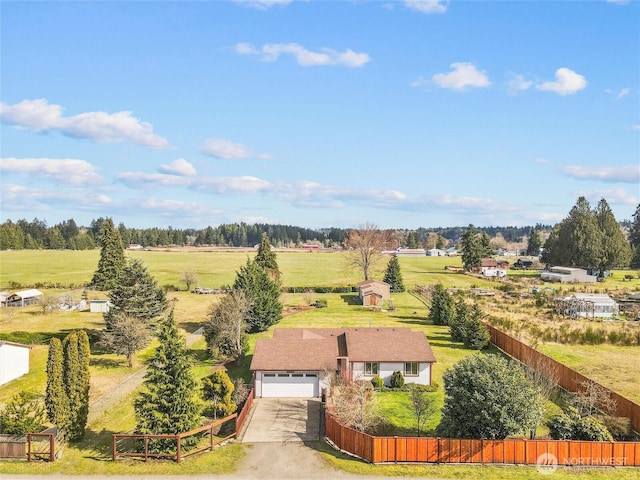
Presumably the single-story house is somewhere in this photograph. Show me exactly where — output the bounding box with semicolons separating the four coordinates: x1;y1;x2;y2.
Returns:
357;280;391;307
5;289;43;307
541;267;597;284
90;299;112;313
0;341;31;386
250;327;437;398
560;293;619;319
426;248;446;257
0;291;10;307
445;248;458;256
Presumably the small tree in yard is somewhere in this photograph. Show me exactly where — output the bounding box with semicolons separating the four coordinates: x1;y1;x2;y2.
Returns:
233;258;282;334
182;270;198;292
390;371;405;389
0;392;46;435
437;354;544;439
331;378;383;434
202;370;237;419
38;295;59;314
407;384;438;437
63;330;91;441
203;289;251;362
573;378;617;417
99;315;152;368
134;309;202;451
449;297;470;342
463;303;490;350
383;255;405;292
344;223;394;281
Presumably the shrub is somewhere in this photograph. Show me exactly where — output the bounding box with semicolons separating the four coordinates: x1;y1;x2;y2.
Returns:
370;375;384;389
404;382;439;393
390;371;405;389
312;299;328;308
547;406;613;441
597;415;633;441
0;392;46;435
548;412;575;440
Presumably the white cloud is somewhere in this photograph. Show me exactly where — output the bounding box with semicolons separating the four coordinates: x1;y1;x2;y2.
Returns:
234;42;370;68
432;62;491;90
536;68;587;96
405;0;447;14
632;124;640;131
617;87;630;99
574;187;638;206
1;183;112;212
0;99;170;149
202;138;271;160
606;0;630;4
116;172;193;188
561;164;640;183
534;158;549;164
0;157;103;185
197;175;275;194
159;158;196;176
233;0;292;9
505;72;533;94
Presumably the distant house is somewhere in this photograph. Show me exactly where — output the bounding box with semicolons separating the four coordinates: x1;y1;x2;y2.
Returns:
541;267;597;284
127;244;144;250
394;248;426;257
559;293;619;319
5;289;43;307
0;291;10;307
0;341;31;386
479;258;506;278
90;299;112;313
358;280;391;307
426;248;446;257
445;248;458;256
250;327;437;397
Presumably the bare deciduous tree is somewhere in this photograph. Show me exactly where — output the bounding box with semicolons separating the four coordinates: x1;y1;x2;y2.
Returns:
203;289;252;362
182;270;199;292
329;376;382;433
100;315;151;367
522;351;560;401
38;295;60;315
344;223;395;281
574;378;617;417
407;384;438;437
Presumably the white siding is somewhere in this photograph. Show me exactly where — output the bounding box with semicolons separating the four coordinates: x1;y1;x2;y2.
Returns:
255;371;320;397
0;344;30;386
351;361;432;386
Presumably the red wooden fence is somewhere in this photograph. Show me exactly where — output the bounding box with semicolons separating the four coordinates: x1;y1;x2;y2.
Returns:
325;413;640;466
485;324;640;433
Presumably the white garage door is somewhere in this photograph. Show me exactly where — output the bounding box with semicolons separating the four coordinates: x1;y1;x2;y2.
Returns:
261;372;318;398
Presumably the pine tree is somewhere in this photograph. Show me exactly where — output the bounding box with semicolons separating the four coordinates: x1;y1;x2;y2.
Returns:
45;338;69;430
91;218;126;290
255;233;280;282
594;198;632;275
233;258;282;333
526;228;543;256
406;231;419;249
463;303;490;350
104;257;167;329
134;309;202;452
427;283;454;326
461;225;482;271
449;298;470;342
383;255;405;292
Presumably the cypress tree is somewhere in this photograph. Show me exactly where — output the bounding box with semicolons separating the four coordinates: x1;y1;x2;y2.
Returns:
254;233;280;282
134;309;202;452
91;218;126;290
45;338;69;429
63;331;84;440
233;258;282;333
75;330;91;438
383;255;405;292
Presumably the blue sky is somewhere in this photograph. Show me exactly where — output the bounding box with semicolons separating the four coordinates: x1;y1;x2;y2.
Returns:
1;0;638;230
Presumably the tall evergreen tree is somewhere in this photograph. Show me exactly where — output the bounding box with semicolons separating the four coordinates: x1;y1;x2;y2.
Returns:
463;303;490;350
134;310;202;451
45;338;69;430
104;258;167;329
449;297;471;342
526;228;543;256
460;224;482;271
383;255;405;292
63;331;90;441
233;258;282;333
91;218;126;290
594;198;632;275
254;233;280;282
427;283;454;326
630;203;640;269
406;231;419;249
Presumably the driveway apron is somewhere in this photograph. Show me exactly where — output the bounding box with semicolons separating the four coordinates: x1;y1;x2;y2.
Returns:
241;398;320;443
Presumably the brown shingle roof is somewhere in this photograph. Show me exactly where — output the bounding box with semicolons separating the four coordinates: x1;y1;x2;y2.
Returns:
250;327;436;371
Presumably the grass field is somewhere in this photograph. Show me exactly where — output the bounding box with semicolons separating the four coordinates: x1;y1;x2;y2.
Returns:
0;248;639;477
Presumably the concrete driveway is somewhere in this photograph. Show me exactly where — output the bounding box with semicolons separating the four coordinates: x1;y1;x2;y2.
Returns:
241;398;321;443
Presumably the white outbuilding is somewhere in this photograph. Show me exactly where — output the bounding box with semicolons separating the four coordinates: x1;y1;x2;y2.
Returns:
0;341;31;385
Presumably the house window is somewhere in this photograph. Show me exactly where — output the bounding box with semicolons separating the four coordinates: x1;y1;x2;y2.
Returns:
404;362;418;376
364;362;379;376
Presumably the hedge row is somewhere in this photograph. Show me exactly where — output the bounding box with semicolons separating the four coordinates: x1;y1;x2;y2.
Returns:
285;286;359;293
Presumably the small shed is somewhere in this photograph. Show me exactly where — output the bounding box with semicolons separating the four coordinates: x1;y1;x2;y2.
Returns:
557;293;619;319
6;289;43;307
426;249;446;257
357;280;391;307
541;267;597;284
0;292;10;307
0;341;31;386
90;299;112;313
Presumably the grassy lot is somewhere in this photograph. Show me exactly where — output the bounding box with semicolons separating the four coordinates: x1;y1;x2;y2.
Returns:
1;249;639;477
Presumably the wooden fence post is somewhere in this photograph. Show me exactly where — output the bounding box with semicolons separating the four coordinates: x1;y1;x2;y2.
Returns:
27;433;31;463
176;434;181;463
49;434;55;462
112;434;117;461
144;437;149;462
